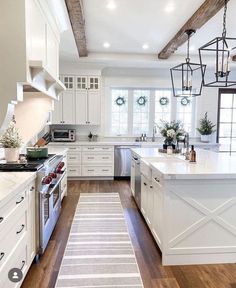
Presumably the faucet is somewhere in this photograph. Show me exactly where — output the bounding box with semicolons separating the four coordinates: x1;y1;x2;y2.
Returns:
152;124;157;142
185;133;190;160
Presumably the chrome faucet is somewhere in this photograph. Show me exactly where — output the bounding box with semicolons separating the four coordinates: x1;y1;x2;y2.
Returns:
152;124;157;142
185;133;190;160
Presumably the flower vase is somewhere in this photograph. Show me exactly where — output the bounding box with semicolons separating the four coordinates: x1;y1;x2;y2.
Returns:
4;148;19;163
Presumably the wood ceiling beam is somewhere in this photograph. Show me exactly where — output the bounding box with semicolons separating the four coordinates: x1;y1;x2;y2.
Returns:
158;0;227;59
65;0;88;57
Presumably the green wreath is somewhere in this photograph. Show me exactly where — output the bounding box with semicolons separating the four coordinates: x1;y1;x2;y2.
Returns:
181;97;191;106
137;96;147;106
159;97;169;106
115;96;126;106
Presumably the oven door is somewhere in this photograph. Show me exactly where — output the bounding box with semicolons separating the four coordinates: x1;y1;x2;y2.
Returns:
52;130;70;141
39;181;61;254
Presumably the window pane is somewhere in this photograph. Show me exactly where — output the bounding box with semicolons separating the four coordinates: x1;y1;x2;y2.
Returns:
133;90;150;135
218;138;231;152
111;89;128;135
219;109;232;123
176;98;193;133
220;94;233;108
155;90;171;128
219;123;231;137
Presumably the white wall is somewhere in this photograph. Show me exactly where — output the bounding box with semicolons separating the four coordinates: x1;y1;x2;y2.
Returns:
59;62;219;141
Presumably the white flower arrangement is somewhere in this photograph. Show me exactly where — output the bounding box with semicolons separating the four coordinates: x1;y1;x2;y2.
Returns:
166;129;176;139
0;122;22;148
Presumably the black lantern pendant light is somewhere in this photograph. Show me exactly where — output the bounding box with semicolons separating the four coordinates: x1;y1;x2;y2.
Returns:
199;0;236;87
170;30;206;97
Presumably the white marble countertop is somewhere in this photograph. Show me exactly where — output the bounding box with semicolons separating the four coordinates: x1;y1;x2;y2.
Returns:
132;147;236;180
0;172;36;205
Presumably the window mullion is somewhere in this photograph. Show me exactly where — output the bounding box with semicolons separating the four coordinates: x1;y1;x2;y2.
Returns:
128;89;133;136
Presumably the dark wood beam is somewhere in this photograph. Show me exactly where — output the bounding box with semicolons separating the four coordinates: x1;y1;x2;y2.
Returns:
65;0;88;57
158;0;227;59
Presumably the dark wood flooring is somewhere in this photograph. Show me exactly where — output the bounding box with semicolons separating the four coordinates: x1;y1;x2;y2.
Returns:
22;180;236;288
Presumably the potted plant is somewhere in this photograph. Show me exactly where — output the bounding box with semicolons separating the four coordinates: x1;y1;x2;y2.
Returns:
197;112;216;143
0;122;22;162
158;120;185;150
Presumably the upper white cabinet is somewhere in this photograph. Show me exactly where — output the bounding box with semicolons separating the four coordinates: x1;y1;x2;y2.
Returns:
52;75;101;126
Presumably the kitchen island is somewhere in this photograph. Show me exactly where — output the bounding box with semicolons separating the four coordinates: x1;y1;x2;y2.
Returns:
131;148;236;266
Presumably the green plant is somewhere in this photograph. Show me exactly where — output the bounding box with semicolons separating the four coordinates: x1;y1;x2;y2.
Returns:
158;120;185;143
0;122;22;148
197;112;216;135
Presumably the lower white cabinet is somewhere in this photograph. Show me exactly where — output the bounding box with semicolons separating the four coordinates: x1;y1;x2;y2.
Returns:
130;158;135;196
0;179;36;288
152;180;163;249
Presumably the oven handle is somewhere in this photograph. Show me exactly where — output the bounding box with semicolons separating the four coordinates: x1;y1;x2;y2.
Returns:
42;170;66;198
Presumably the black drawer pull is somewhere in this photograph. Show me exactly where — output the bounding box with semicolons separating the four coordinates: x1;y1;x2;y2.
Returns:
155;177;160;183
30;186;35;192
102;169;109;172
0;252;5;261
16;196;24;205
144;182;147;186
88;169;94;172
0;217;3;223
150;185;153;189
20;260;26;270
102;157;109;159
16;224;25;234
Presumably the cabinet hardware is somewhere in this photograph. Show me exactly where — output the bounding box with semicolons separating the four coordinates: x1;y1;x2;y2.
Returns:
88;169;94;172
150;185;153;188
69;148;76;150
88;148;94;150
0;252;4;261
102;157;109;159
144;182;147;186
30;186;35;191
69;157;76;159
16;224;25;234
16;196;24;205
155;177;160;183
102;169;109;172
69;169;76;172
88;157;94;159
0;217;3;223
20;260;26;270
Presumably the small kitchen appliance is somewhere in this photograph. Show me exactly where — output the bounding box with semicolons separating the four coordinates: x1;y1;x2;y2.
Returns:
51;129;76;142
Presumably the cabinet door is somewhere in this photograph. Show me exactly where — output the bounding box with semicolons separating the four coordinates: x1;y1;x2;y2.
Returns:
62;76;74;90
152;182;163;249
88;77;100;90
130;159;135;196
87;91;101;125
146;183;154;227
28;182;36;263
62;91;75;124
75;91;87;125
76;76;87;90
52;94;63;124
141;176;148;218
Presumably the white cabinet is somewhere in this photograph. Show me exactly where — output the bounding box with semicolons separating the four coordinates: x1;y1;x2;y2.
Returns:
75;90;87;125
130;158;135;196
46;24;59;77
87;91;101;125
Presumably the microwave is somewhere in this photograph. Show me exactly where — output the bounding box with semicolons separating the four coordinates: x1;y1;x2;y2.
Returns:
51;129;76;142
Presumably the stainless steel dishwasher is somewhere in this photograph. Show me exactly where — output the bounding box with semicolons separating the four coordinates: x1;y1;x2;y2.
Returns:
114;145;139;177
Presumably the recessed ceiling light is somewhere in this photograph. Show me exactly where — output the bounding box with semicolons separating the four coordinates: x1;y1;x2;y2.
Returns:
142;44;149;50
165;3;175;13
103;42;111;48
106;1;116;10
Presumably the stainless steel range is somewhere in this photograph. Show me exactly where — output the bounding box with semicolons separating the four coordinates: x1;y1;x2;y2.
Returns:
0;154;66;256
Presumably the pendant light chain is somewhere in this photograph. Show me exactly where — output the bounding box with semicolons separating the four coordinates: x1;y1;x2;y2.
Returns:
186;33;190;62
222;0;228;38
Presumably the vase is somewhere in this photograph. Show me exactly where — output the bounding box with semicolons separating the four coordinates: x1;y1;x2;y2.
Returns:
4;148;19;163
163;143;176;150
200;135;210;143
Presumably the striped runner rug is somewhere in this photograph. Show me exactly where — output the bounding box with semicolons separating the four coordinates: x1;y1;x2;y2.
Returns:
55;193;144;288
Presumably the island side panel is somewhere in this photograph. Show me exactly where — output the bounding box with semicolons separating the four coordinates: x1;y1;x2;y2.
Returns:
162;179;236;265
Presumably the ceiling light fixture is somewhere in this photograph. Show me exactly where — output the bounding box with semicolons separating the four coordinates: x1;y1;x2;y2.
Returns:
106;1;116;10
142;44;149;50
199;0;236;87
170;29;206;97
103;42;111;48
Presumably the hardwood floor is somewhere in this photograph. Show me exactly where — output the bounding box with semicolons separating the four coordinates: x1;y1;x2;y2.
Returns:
22;180;236;288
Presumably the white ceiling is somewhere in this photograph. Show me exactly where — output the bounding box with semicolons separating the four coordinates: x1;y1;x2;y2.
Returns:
59;0;236;68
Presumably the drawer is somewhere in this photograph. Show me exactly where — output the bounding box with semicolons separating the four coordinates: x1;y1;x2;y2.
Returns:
82;152;114;164
67;146;81;152
82;166;113;177
140;161;152;180
0;208;27;271
82;146;114;152
0;188;27;235
67;165;81;177
152;170;163;186
0;234;28;288
67;153;81;164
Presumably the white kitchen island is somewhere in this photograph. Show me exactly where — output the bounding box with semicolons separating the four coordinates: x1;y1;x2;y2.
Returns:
131;148;236;266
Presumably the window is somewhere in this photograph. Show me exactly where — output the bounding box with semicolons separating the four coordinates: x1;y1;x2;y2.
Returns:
109;88;196;136
133;90;150;134
218;89;236;154
155;90;171;126
111;89;128;135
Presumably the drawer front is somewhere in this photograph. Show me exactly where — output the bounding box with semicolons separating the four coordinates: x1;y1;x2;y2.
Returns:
67;146;81;152
82;166;113;176
82;146;114;152
140;162;152;180
0;188;27;235
152;170;163;186
0;208;27;271
67;165;81;177
82;152;114;164
0;234;28;288
67;153;81;164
